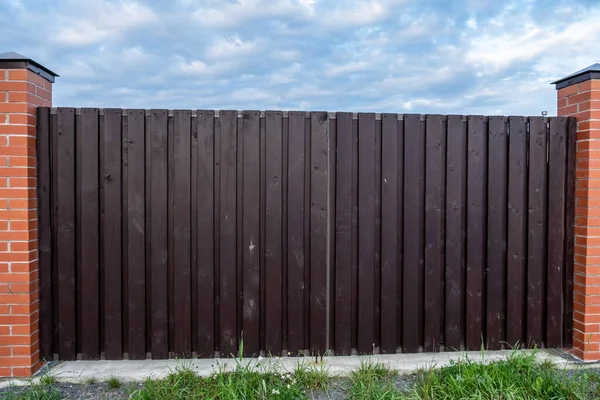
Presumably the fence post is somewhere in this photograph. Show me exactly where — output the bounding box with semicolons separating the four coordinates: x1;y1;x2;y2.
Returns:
0;52;57;377
555;64;600;361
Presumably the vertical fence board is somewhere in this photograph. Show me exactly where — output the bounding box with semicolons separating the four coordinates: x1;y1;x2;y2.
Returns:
172;110;192;356
56;108;77;360
310;111;328;355
351;117;359;351
196;110;215;357
507;116;528;347
101;109;123;359
380;113;399;354
287;112;306;354
396;117;405;350
564;117;576;347
265;111;284;355
374;118;382;350
466;116;487;351
424;115;445;352
403;114;425;353
334;112;353;355
149;110;169;358
527;117;548;347
486;116;508;350
547;117;567;347
282;116;290;352
191;114;198;354
125;110;145;359
357;113;376;354
122;112;129;356
37;108;53;359
444;116;467;350
219;111;238;356
241;110;260;356
78;109;100;359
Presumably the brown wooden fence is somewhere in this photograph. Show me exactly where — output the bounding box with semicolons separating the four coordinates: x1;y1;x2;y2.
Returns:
37;108;575;360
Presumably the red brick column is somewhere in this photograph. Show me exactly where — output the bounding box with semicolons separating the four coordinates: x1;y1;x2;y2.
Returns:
0;52;57;377
555;64;600;361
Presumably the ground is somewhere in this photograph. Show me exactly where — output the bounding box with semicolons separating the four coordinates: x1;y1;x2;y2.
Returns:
1;350;600;399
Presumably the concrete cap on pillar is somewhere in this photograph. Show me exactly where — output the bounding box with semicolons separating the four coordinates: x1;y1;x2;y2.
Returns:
0;51;58;83
552;63;600;90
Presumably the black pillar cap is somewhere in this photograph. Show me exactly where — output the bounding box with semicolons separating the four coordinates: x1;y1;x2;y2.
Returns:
552;63;600;90
0;51;58;83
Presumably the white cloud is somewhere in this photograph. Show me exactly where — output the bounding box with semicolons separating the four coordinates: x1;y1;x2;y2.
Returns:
206;36;258;59
54;1;157;46
191;0;315;27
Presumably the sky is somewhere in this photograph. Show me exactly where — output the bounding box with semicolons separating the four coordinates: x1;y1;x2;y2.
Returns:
1;0;599;115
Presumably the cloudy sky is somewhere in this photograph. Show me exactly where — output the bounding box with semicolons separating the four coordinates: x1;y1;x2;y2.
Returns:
1;0;598;115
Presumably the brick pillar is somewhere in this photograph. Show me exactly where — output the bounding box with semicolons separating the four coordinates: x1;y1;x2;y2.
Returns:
0;52;57;377
555;64;600;361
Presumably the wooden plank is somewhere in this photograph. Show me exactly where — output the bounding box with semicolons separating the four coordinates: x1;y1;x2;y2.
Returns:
444;115;467;350
241;110;260;357
265;111;284;355
37;108;53;359
78;108;100;359
126;110;145;359
282;116;290;352
56;108;77;360
191;114;198;354
486;116;508;350
304;116;311;352
310;111;328;355
380;113;399;354
564;117;576;347
424;115;445;352
507;116;528;348
167;114;174;353
149;110;169;358
219;110;238;357
396;117;404;350
351;117;359;351
259;114;266;352
357;113;376;354
287;111;306;355
196;110;215;357
527;117;548;347
374;118;381;350
402;114;425;353
328;116;337;353
465;116;487;351
122;111;129;356
101;109;123;359
334;112;353;355
172;110;192;356
547;117;567;347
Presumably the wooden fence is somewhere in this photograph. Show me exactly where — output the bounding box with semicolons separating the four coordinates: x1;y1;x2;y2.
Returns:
37;108;576;360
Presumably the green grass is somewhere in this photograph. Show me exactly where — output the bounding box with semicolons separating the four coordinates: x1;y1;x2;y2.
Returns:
106;375;122;390
347;360;404;400
1;380;60;400
85;377;97;385
409;351;598;400
130;361;309;400
293;360;332;391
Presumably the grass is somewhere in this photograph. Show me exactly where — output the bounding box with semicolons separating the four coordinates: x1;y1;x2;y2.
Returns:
129;359;329;399
347;360;403;400
106;375;122;390
1;379;60;400
410;351;599;400
2;350;600;399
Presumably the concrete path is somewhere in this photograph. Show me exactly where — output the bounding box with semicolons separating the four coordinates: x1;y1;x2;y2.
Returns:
0;349;591;388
